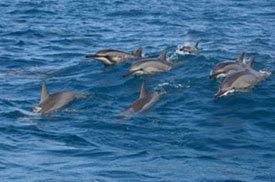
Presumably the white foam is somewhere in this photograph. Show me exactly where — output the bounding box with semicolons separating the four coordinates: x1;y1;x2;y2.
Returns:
155;82;186;90
175;49;191;55
173;83;184;88
167;52;178;62
33;106;41;113
259;70;271;79
243;58;249;64
158;82;169;87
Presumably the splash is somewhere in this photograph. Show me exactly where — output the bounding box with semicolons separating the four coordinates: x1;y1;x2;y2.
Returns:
259;70;272;80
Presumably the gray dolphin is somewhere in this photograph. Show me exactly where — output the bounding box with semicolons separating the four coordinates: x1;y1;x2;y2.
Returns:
180;41;200;54
85;47;142;65
214;57;268;98
34;82;86;114
124;81;164;117
209;52;245;79
122;50;173;78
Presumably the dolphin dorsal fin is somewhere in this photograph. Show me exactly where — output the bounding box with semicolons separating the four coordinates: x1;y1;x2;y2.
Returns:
158;50;167;61
194;41;199;49
40;82;49;104
236;52;245;62
247;57;254;69
139;81;147;98
132;47;143;57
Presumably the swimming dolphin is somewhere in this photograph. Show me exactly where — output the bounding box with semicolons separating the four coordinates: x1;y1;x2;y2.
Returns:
214;57;269;98
125;81;164;116
179;41;200;54
34;82;86;114
122;50;173;77
85;47;142;65
209;52;246;79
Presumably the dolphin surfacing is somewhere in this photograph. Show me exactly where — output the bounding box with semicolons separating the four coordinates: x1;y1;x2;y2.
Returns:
179;41;200;54
209;52;246;79
122;50;173;78
34;82;86;114
86;47;142;65
122;81;164;119
214;57;270;98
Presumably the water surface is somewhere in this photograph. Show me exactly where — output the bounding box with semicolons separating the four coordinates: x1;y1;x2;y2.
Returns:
0;0;275;181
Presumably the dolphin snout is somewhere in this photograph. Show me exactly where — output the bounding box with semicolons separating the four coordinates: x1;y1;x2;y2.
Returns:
214;90;226;99
122;72;132;78
123;70;138;78
85;54;97;58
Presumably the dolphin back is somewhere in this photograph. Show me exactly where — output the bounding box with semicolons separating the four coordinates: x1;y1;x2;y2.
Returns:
194;41;199;49
38;91;86;114
236;52;245;62
158;50;167;61
132;47;143;57
215;70;258;99
246;57;254;69
128;92;160;113
210;61;246;79
40;82;49;104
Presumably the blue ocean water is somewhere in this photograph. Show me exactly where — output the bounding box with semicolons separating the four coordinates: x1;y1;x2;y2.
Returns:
0;0;275;181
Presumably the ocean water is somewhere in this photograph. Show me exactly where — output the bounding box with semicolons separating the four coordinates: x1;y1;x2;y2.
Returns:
0;0;275;181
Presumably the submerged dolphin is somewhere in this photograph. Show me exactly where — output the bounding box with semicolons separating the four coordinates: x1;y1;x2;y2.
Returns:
123;81;164;118
209;52;245;79
34;82;86;114
123;50;173;77
179;41;200;54
214;57;269;98
85;47;142;65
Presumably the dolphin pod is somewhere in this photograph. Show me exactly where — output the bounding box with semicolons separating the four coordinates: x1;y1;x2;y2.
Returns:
214;57;270;98
30;41;270;115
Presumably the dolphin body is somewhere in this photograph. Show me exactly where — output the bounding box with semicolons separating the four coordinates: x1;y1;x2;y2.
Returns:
214;57;269;98
34;82;86;114
180;41;200;54
124;81;164;118
86;47;142;65
209;52;245;79
123;50;173;77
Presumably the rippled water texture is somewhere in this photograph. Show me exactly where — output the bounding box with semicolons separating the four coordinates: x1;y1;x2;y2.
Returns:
1;0;275;181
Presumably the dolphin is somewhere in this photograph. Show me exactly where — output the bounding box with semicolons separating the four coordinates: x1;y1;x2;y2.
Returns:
179;41;200;54
209;52;245;79
33;82;86;114
214;57;268;98
85;47;142;65
124;81;164;118
122;50;173;78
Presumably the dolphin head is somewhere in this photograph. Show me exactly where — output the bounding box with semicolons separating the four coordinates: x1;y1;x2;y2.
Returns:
179;41;200;54
209;52;247;79
122;62;146;78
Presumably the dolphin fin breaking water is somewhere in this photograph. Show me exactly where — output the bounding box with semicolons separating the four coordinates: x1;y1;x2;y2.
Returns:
34;82;87;114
